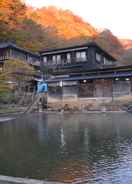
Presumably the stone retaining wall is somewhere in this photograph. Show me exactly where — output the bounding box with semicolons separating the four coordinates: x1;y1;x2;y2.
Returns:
48;97;113;110
48;96;132;111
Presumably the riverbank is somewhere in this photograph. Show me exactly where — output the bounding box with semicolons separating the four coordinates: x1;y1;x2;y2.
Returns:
47;96;132;113
0;95;132;116
0;105;26;114
0;106;128;117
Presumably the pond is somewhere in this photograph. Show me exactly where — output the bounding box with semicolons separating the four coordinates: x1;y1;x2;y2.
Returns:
0;112;132;183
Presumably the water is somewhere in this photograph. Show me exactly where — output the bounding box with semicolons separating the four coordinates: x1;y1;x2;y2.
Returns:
0;112;132;183
0;117;14;122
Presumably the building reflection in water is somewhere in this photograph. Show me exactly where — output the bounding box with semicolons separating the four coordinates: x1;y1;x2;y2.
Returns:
37;114;49;143
0;113;132;183
60;127;65;148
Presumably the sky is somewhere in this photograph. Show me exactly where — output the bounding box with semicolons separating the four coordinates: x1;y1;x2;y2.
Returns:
25;0;132;39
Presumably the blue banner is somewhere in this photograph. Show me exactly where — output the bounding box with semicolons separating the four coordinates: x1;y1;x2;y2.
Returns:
37;81;48;93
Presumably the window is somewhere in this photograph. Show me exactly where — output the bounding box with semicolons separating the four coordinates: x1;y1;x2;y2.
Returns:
52;55;61;65
96;53;101;62
76;51;86;62
52;55;56;65
66;53;71;63
0;66;2;72
81;52;86;60
43;57;47;64
6;49;10;58
103;57;113;65
56;55;61;64
47;56;52;65
0;55;4;60
76;52;80;60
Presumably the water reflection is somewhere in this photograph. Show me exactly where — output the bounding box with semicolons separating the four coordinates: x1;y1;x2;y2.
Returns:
0;113;132;183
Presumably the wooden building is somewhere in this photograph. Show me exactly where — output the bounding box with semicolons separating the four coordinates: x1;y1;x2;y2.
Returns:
0;42;40;71
0;42;42;93
40;42;132;109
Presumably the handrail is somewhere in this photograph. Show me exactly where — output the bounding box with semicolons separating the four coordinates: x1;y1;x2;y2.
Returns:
23;93;42;113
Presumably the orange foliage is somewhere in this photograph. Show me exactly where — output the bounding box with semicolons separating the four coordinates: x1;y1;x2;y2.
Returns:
27;6;97;40
0;0;26;29
120;39;132;50
0;1;132;63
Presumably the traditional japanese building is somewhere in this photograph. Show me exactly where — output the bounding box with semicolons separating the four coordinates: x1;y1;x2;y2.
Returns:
0;42;40;71
40;42;132;109
0;42;42;93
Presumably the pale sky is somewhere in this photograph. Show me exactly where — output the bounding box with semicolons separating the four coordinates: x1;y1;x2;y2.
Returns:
25;0;132;39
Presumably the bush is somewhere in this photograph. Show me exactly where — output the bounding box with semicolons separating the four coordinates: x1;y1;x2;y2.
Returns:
0;92;16;104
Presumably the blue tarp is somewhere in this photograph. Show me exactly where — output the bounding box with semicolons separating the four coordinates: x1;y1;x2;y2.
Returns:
37;81;48;93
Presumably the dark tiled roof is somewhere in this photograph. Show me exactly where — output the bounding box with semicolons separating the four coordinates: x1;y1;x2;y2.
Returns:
40;42;117;61
0;42;40;58
47;72;132;83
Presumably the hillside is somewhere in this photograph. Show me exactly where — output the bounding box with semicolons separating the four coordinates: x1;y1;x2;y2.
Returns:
120;39;132;50
118;39;132;65
95;29;124;58
26;6;132;62
27;6;97;40
0;0;132;64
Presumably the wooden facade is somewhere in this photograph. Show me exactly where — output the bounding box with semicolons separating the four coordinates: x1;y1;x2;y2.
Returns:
0;42;40;70
40;42;116;75
0;42;41;93
1;41;132;107
40;42;132;108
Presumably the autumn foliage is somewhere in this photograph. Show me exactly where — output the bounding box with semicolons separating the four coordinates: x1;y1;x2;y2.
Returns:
0;0;132;62
0;0;26;26
27;6;97;40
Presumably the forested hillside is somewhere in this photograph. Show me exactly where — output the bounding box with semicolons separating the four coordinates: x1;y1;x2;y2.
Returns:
0;0;132;63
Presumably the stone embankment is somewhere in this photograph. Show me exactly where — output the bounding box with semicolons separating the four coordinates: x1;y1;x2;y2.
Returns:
47;96;132;112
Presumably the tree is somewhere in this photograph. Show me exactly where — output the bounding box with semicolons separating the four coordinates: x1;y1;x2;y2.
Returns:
0;0;26;28
0;59;35;94
0;0;26;41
